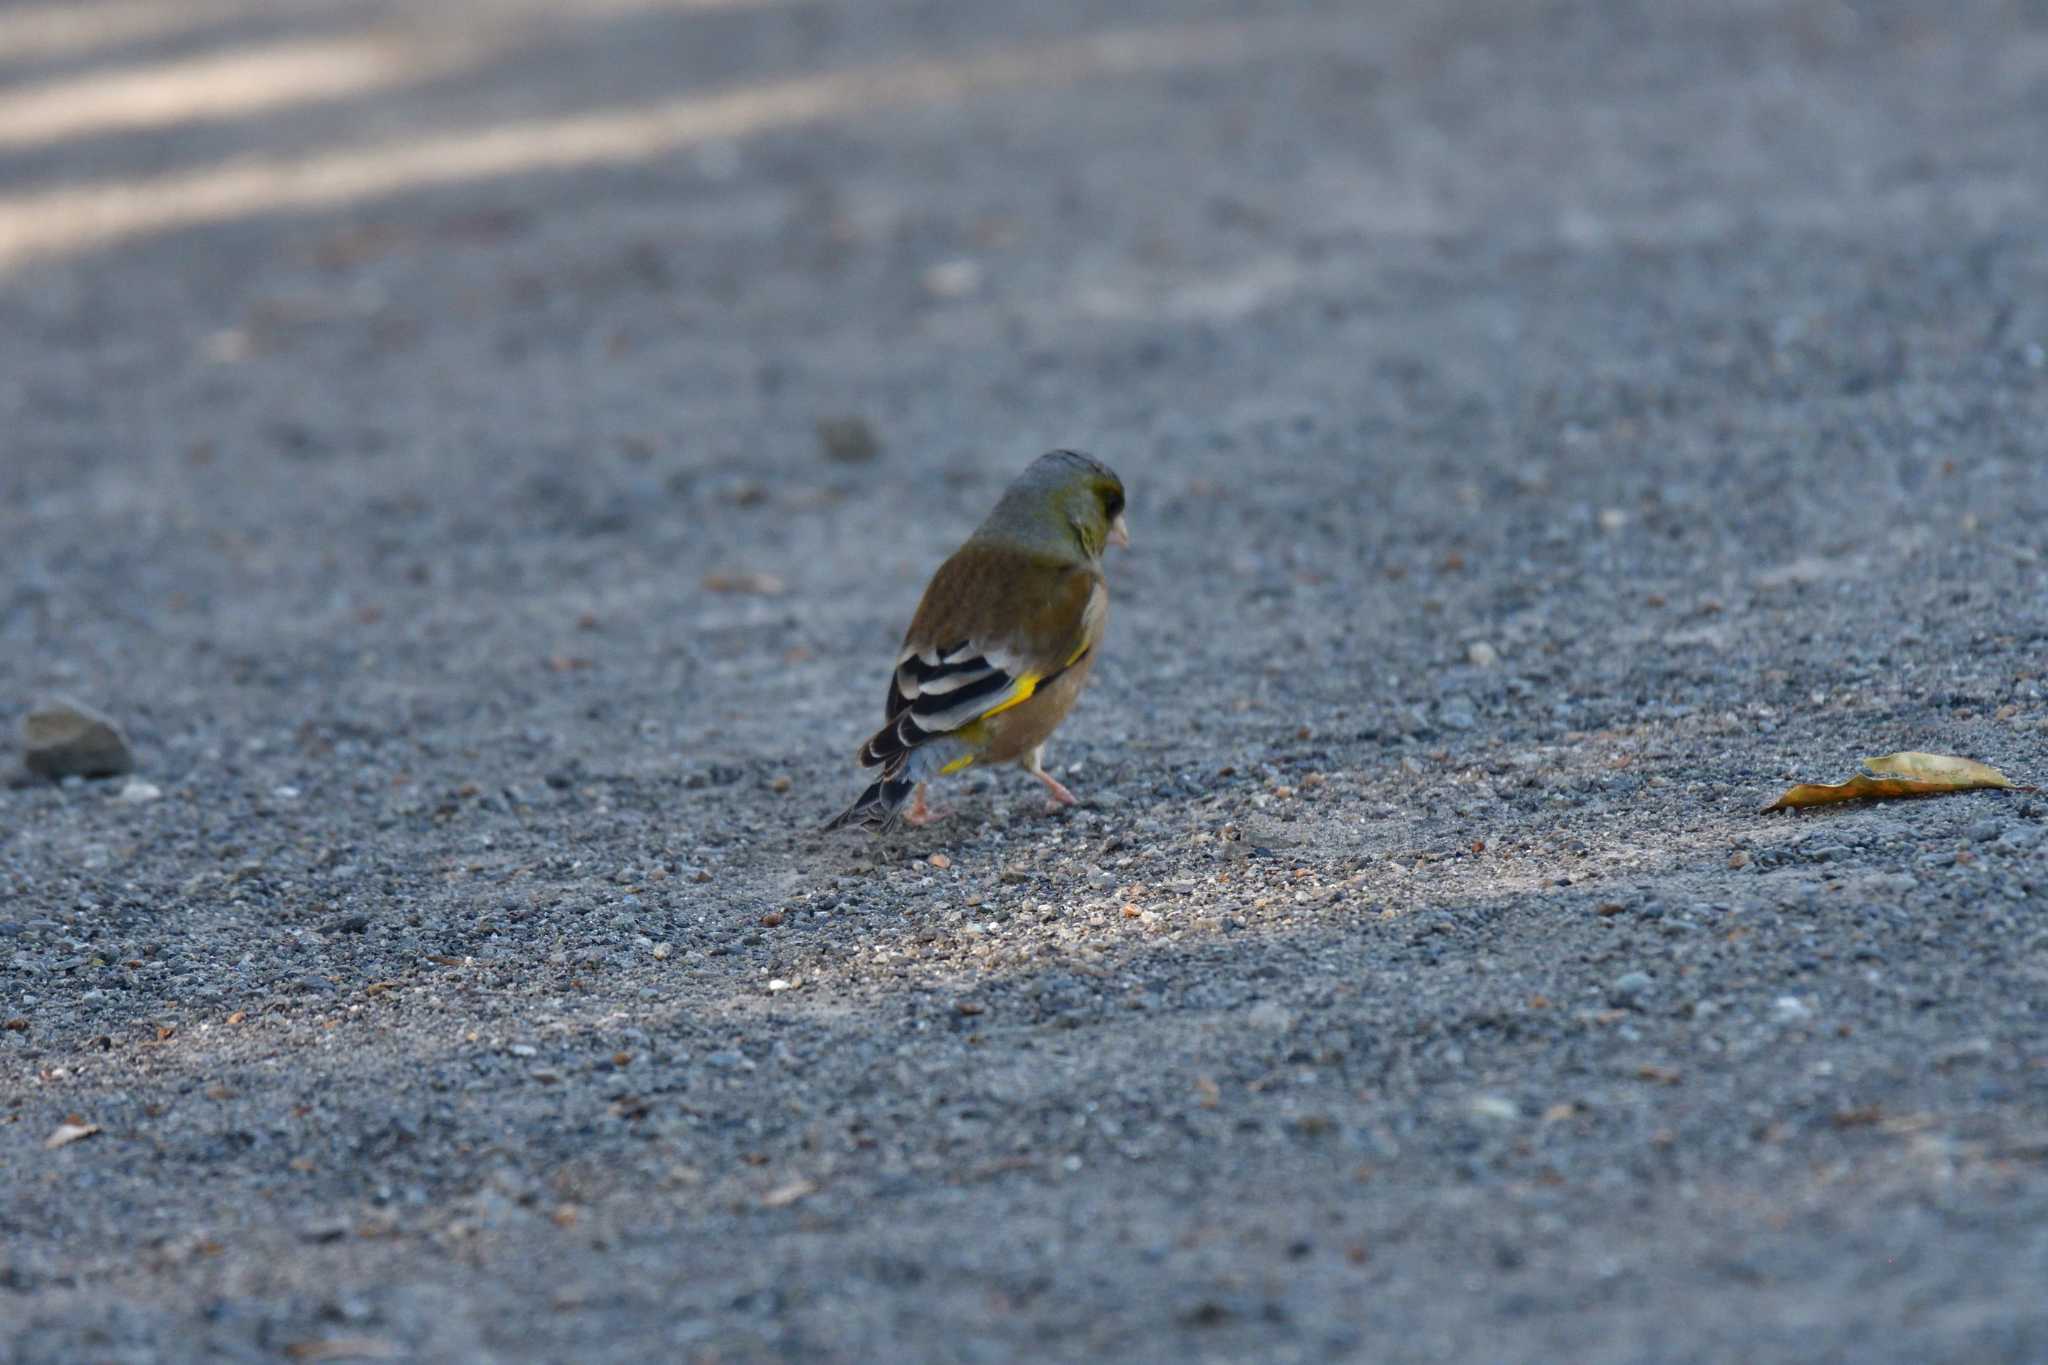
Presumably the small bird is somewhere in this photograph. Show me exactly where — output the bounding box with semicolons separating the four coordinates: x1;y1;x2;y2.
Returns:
826;449;1128;832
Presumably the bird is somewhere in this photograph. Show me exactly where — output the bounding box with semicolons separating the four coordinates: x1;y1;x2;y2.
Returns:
826;449;1128;833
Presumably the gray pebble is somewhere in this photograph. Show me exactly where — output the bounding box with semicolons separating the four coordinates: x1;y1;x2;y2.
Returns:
21;699;134;781
1612;971;1655;1006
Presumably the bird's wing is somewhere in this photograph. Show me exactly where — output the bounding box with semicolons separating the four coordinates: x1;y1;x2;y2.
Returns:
857;551;1105;772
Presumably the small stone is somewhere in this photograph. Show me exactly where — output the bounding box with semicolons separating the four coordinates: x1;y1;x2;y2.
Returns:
815;416;881;464
652;943;671;960
118;779;162;804
1467;1094;1520;1123
1245;1001;1295;1032
1611;971;1655;1006
1772;995;1813;1024
767;978;794;992
321;913;371;935
1466;641;1500;669
506;1043;538;1058
768;774;792;794
1966;819;2003;843
922;259;982;298
1597;507;1629;533
22;699;133;780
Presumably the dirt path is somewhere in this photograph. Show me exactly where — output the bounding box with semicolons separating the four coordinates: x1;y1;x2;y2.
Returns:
5;1;2046;1359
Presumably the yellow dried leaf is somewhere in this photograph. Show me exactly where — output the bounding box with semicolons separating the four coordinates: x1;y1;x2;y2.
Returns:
1763;751;2035;812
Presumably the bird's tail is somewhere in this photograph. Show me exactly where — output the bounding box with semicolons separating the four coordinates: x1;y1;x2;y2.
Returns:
824;736;969;833
822;773;916;833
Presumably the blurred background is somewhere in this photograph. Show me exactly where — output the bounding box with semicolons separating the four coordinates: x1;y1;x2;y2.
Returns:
3;0;2044;769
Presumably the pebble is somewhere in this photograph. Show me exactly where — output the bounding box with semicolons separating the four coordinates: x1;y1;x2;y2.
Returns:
1468;1094;1520;1123
1245;1001;1295;1031
816;416;881;464
1466;641;1500;669
1966;819;2003;843
1771;995;1814;1023
922;258;983;298
118;779;162;803
1611;971;1655;1006
21;699;134;780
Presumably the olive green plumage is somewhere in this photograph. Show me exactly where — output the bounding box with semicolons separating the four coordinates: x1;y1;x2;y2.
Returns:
826;449;1128;832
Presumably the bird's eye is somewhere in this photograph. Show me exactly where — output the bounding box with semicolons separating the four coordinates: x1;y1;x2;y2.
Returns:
1103;488;1125;519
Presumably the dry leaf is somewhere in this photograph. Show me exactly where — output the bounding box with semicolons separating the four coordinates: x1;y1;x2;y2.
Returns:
702;571;786;596
284;1340;399;1362
1763;751;2036;812
45;1122;100;1149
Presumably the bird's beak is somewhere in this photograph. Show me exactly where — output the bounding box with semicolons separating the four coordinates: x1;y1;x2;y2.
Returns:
1108;512;1130;549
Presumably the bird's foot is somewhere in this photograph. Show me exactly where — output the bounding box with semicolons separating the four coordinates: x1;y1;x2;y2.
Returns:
1033;771;1078;809
903;785;948;827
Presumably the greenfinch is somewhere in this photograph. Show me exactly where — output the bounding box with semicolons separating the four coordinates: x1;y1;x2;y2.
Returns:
827;449;1128;832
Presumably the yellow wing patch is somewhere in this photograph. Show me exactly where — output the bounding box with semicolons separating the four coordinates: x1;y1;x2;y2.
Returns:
977;672;1042;720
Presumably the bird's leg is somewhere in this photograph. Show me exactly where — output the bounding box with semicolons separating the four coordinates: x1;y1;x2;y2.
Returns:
902;782;946;827
1023;747;1077;808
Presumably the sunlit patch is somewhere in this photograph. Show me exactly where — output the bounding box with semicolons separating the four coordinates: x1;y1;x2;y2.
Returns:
0;17;1341;274
0;36;464;149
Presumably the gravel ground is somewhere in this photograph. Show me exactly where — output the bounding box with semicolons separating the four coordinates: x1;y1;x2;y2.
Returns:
5;1;2048;1360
